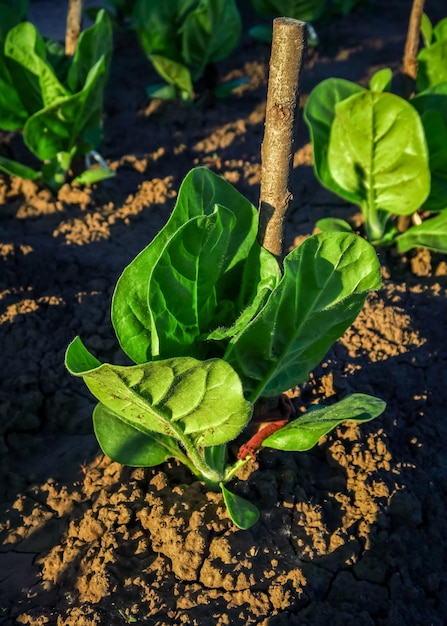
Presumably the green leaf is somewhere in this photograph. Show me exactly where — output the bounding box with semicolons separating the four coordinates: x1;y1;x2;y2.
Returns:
396;210;447;253
220;483;260;530
65;337;252;447
5;22;68;107
149;54;193;97
66;9;113;94
132;0;194;64
420;13;433;48
262;393;386;451
180;0;241;81
303;78;365;203
0;155;40;180
207;243;281;343
316;217;353;233
73;166;115;185
226;232;381;400
369;67;392;93
0;1;27;41
111;167;258;364
93;403;177;466
148;207;237;358
433;17;447;43
417;39;447;91
0;55;29;130
23;56;108;160
411;84;447;211
328;91;430;239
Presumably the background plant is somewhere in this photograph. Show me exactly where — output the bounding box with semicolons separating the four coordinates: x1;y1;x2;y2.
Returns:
131;0;243;100
66;166;385;529
0;9;114;189
303;61;447;254
249;0;364;44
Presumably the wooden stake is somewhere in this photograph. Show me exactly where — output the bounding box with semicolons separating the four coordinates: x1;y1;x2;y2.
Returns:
403;0;425;81
65;0;84;56
258;18;306;259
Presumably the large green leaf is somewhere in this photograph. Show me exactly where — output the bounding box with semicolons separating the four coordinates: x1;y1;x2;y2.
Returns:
225;232;381;400
251;0;326;22
65;337;252;447
262;394;386;451
93;403;177;466
328;91;430;240
181;0;241;80
303;78;365;203
23;56;107;160
111;167;258;364
396;210;447;253
5;22;68;107
66;9;112;94
148;208;236;358
221;483;260;530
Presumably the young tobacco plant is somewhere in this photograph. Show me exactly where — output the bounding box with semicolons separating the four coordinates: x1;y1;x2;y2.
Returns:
66;167;385;529
0;9;114;190
303;66;447;253
131;0;244;101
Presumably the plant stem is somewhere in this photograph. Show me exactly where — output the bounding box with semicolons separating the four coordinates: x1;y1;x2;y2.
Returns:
402;0;425;92
178;434;223;486
258;18;306;259
66;0;84;56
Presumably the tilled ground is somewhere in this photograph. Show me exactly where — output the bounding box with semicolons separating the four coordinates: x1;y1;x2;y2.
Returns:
1;1;447;624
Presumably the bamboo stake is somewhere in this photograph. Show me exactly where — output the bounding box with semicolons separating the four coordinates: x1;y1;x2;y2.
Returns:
402;0;425;81
65;0;84;56
258;18;306;259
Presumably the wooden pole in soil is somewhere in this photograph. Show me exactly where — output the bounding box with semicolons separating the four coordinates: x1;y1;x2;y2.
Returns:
402;0;425;82
258;17;307;259
65;0;84;56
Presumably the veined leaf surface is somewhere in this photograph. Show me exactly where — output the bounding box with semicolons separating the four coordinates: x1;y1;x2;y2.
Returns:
181;0;241;80
225;232;381;399
65;337;252;447
111;167;258;364
328;91;430;218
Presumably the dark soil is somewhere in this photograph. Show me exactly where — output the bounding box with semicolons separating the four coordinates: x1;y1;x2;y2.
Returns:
1;1;447;624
